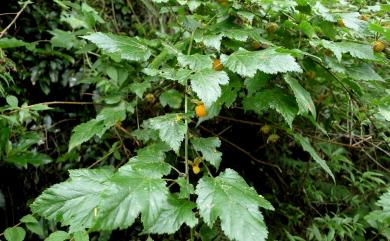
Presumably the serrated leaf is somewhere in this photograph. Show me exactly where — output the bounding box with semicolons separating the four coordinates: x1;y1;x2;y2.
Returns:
0;38;35;49
6;95;18;108
129;82;151;98
284;75;316;118
144;196;197;234
196;169;273;241
347;64;383;81
177;54;212;71
222;48;302;78
243;89;298;127
159;89;183;109
299;21;316;38
73;230;89;241
191;69;229;106
4;227;26;241
147;114;187;152
20;214;44;237
45;231;69;241
69;103;126;151
93;166;168;230
339;12;365;31
191;137;222;169
293;134;335;182
314;40;375;61
176;177;195;199
31;169;114;232
81;32;151;62
245;72;270;96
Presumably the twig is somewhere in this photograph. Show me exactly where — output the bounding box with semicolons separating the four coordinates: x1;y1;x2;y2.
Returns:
0;222;21;237
217;115;262;126
88;150;114;168
198;125;282;172
0;1;31;38
361;149;390;173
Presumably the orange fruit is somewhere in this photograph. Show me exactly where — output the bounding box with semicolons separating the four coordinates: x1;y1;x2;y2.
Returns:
359;15;369;21
195;104;207;118
251;41;262;50
212;59;224;71
305;71;316;80
373;40;385;52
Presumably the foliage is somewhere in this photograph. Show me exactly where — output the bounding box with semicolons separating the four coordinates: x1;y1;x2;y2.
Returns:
0;0;389;240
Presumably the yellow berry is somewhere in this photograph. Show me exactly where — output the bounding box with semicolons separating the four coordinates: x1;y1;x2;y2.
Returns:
192;165;201;174
260;124;271;134
359;15;369;21
212;59;224;71
305;71;316;80
373;40;385;53
266;22;279;33
195;104;207;118
337;19;345;27
145;93;155;103
267;134;280;144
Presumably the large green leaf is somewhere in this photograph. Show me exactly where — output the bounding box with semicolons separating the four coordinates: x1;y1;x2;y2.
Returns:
31;169;113;232
159;89;183;109
346;64;384;81
45;231;69;241
81;32;151;62
143;196;197;234
190;69;229;106
284;75;316;118
196;169;273;241
293;134;335;182
93;164;169;230
177;53;212;71
68;103;127;151
191;137;222;169
147;114;187;152
243;88;298;127
313;40;375;61
222;48;302;78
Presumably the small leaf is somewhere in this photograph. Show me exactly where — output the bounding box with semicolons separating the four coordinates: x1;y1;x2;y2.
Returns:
73;230;89;241
45;231;69;241
222;48;302;78
294;134;335;182
81;32;151;62
299;21;316;38
191;69;229;106
29;104;52;111
191;137;222;169
4;227;26;241
159;89;183;109
284;75;316;118
313;40;375;61
148;114;187;152
177;54;212;71
20;214;44;237
6;95;18;108
196;169;273;241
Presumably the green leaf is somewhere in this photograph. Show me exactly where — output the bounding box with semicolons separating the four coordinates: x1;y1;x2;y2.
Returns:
49;29;78;49
245;72;270;96
69;103;127;151
147;114;187;152
177;53;212;71
378;105;390;121
191;69;229;106
243;88;298;127
222;48;302;78
4;227;26;241
20;214;44;237
346;64;383;81
299;21;316;38
6;95;18;108
293;134;335;182
176;177;195;199
81;32;151;62
73;230;89;241
196;169;273;241
143;196;197;234
29;104;52;111
31;169;114;232
191;137;222;169
284;75;316;118
93;165;168;230
129;82;151;98
159;89;183;109
0;38;34;49
45;231;69;241
313;40;375;61
339;12;364;31
6;152;52;167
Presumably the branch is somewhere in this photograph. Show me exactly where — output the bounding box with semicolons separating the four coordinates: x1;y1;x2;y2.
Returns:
0;1;32;38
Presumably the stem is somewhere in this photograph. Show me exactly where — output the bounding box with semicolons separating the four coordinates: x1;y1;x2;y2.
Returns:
0;1;31;38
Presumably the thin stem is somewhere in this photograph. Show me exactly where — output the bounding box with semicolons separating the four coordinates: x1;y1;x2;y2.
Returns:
0;1;31;38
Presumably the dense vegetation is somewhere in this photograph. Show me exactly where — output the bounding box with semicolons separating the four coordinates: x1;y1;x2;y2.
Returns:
0;0;389;240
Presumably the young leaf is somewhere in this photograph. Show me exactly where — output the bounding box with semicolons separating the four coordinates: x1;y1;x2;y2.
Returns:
4;227;26;241
81;32;152;62
196;169;273;241
284;75;316;118
31;169;114;232
191;137;222;169
177;53;212;71
143;196;197;234
243;88;298;127
190;69;229;106
159;89;183;109
222;48;302;78
293;134;335;182
148;114;187;152
73;230;89;241
20;214;44;237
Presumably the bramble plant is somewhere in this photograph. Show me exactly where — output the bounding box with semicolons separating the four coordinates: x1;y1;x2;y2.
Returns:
0;0;389;240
